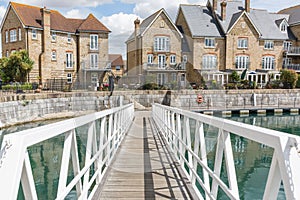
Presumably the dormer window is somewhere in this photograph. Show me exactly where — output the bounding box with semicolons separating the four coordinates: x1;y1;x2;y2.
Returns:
280;21;288;33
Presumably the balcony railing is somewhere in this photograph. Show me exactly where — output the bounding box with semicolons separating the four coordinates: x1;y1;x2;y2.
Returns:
143;63;186;71
81;60;111;71
152;103;300;200
283;64;300;71
0;104;134;199
284;47;300;55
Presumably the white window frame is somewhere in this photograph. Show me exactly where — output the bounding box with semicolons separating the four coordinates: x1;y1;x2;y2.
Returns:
283;41;292;51
90;54;98;69
51;50;57;61
202;54;217;69
116;66;121;71
51;31;56;42
158;54;166;69
66;52;73;68
6;50;9;57
157;73;166;85
170;55;176;64
32;29;37;39
283;57;292;66
264;40;274;50
67;73;72;83
238;38;248;48
235;55;249;69
262;56;275;70
90;34;98;50
183;55;187;63
5;31;8;43
18;28;21;41
67;33;71;43
280;21;288;33
147;54;153;64
10;29;17;42
154;36;170;52
91;73;98;84
204;38;215;48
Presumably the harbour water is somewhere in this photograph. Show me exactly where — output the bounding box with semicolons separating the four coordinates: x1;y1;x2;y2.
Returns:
1;113;299;199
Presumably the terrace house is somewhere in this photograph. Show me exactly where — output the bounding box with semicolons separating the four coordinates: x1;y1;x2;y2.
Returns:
176;0;297;87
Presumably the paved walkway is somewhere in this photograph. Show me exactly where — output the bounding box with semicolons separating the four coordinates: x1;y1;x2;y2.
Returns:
93;111;198;199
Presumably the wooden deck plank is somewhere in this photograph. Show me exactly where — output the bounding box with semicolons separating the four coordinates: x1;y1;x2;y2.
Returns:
92;111;198;200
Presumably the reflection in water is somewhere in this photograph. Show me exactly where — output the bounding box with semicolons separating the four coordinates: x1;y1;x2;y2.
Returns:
1;114;299;199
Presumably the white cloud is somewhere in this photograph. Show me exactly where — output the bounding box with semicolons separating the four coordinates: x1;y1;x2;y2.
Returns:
121;0;206;19
1;0;113;9
101;12;140;56
251;0;300;12
65;9;87;19
0;6;7;23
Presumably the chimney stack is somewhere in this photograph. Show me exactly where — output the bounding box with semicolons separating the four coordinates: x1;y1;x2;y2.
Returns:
134;18;140;36
245;0;250;12
221;1;227;20
213;0;217;11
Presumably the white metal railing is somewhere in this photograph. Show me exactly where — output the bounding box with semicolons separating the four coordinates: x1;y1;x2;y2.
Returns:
0;103;134;200
152;103;300;200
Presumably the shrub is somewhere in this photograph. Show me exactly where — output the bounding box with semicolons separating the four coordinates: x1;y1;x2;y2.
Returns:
280;69;298;89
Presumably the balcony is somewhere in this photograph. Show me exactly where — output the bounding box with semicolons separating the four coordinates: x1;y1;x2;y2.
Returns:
284;47;300;56
282;64;300;71
143;63;186;72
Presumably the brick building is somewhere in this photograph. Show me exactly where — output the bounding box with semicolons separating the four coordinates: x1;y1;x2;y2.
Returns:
108;54;125;78
0;2;111;88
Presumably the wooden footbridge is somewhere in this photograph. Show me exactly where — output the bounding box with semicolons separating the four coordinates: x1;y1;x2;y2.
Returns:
1;103;300;199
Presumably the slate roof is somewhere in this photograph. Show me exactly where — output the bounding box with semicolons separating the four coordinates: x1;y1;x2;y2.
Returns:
179;5;223;37
178;0;295;40
249;9;289;40
215;0;244;32
9;2;110;33
278;5;300;25
126;8;182;42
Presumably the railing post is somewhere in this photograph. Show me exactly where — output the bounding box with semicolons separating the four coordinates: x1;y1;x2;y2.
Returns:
171;112;176;153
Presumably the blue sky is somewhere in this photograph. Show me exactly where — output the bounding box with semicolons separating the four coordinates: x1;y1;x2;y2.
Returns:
0;0;299;57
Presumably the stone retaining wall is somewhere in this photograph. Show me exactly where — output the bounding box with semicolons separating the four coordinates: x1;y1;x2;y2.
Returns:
1;89;300;128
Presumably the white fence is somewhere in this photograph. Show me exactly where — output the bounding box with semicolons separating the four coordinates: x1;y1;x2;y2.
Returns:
0;103;134;200
152;103;300;200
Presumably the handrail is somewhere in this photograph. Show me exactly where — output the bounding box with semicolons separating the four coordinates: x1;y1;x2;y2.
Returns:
0;103;134;200
152;103;300;200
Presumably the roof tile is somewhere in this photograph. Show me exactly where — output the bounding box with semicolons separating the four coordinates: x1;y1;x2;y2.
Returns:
10;2;109;33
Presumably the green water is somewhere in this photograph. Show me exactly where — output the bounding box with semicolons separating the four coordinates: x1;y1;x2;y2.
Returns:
1;113;299;199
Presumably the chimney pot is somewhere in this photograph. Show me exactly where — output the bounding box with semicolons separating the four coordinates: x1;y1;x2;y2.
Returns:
213;0;217;11
221;1;227;20
245;0;250;12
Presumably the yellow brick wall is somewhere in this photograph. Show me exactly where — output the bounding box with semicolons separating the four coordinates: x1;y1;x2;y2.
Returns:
1;7;26;56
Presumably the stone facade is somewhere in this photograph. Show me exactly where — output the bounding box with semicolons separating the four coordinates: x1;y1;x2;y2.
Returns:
174;1;300;87
126;9;185;87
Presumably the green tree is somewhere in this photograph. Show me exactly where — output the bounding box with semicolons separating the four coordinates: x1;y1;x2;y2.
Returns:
280;69;298;89
0;50;34;83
